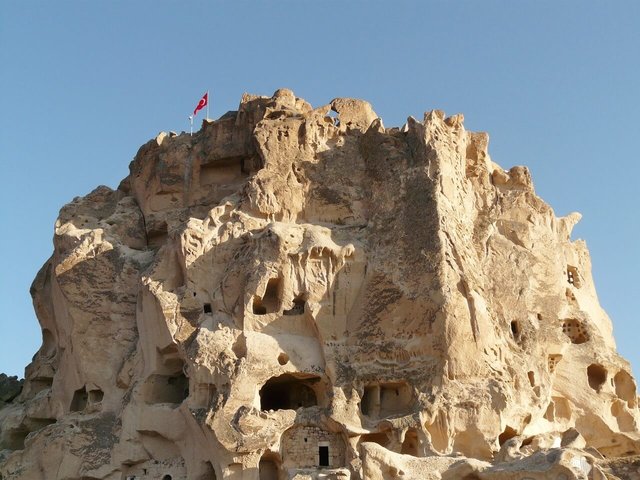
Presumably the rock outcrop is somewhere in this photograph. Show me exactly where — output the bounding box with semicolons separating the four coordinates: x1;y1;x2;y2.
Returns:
0;89;638;479
0;376;23;409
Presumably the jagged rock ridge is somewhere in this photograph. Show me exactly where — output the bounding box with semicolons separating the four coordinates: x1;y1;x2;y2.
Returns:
0;89;638;479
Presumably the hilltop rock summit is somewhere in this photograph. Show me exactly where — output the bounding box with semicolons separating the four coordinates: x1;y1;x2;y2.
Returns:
1;89;638;479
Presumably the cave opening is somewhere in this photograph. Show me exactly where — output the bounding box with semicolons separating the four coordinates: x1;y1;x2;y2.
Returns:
361;381;412;418
498;426;518;446
253;278;281;315
259;374;319;411
144;373;189;405
587;364;607;392
401;428;420;456
510;320;520;339
567;265;581;288
283;295;306;316
259;453;281;480
614;370;637;407
318;444;329;467
70;386;88;412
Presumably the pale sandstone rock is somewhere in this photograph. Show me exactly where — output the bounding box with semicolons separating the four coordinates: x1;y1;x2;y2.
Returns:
0;90;638;479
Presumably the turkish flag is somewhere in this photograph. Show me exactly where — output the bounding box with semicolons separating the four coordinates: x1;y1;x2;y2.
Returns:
193;92;208;116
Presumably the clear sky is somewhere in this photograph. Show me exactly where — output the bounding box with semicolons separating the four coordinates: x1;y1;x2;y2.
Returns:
1;2;638;380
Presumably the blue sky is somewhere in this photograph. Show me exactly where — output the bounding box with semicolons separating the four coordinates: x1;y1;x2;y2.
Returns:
1;2;638;380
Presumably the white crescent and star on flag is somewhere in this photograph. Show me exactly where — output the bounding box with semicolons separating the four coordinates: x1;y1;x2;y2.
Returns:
193;92;208;116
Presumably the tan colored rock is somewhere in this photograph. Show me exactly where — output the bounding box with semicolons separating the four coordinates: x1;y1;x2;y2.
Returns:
0;90;638;479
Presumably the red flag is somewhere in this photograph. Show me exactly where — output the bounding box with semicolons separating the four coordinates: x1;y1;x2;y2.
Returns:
193;92;208;116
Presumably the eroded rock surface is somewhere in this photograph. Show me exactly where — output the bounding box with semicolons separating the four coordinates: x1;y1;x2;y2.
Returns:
1;89;638;479
0;375;23;409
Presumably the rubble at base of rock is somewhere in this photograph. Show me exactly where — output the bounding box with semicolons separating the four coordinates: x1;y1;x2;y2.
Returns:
0;89;638;480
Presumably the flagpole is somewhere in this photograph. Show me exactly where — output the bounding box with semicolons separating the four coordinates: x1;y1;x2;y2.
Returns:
189;116;193;136
206;90;210;121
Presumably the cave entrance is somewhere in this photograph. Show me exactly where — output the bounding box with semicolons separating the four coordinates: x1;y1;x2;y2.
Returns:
259;373;319;411
259;453;281;480
283;295;306;316
360;432;389;448
614;370;637;408
148;222;168;248
361;381;412;418
253;278;281;315
318;444;329;467
498;426;518;446
401;428;419;456
143;373;189;405
89;388;104;404
587;364;607;392
70;386;88;412
281;425;345;470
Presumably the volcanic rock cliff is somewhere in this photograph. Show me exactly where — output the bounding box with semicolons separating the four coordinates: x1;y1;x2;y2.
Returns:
1;89;638;480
